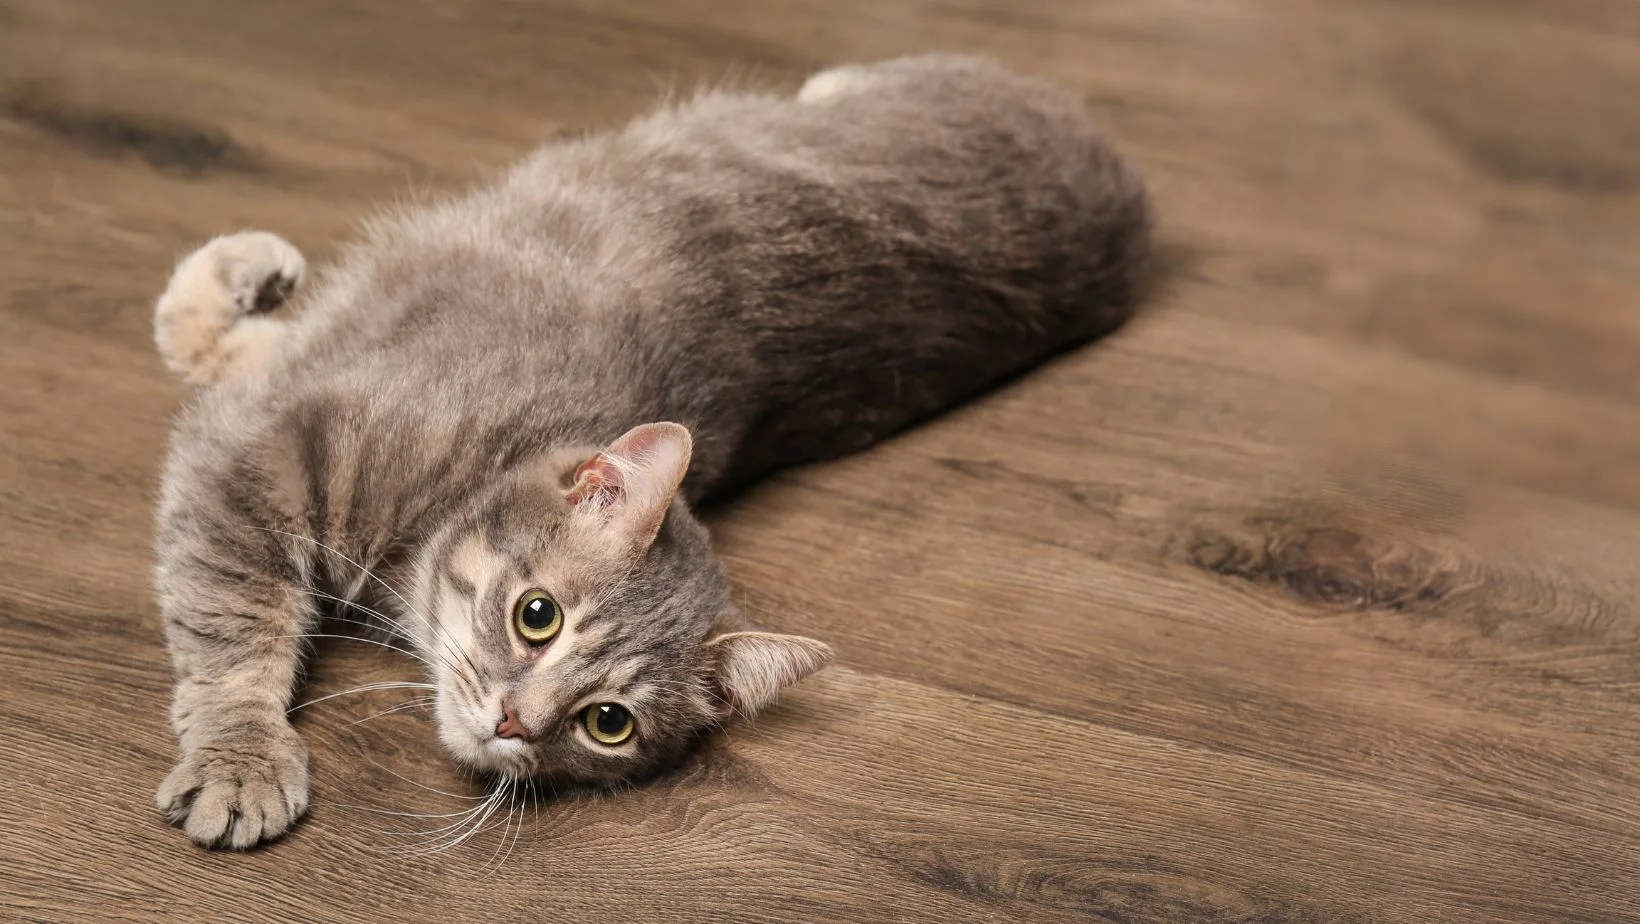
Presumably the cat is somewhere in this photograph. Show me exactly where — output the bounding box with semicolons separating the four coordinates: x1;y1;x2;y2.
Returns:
150;53;1150;850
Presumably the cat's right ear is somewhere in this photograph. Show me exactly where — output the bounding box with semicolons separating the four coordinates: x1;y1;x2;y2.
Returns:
565;422;692;550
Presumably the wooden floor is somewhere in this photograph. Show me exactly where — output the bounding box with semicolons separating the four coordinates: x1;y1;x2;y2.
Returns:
3;1;1639;921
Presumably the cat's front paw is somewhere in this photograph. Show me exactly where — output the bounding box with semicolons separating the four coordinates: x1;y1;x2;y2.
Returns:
157;722;311;850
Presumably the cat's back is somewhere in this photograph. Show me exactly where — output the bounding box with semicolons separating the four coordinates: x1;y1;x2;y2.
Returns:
502;53;1151;485
268;53;1142;367
169;54;1149;504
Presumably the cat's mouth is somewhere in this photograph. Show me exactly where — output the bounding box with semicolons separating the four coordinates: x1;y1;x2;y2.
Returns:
435;692;537;777
455;728;538;779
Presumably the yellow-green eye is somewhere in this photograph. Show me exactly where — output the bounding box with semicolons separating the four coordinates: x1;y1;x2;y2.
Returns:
513;590;562;645
584;703;635;745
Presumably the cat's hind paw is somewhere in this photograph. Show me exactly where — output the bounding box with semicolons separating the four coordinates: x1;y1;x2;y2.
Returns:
157;721;311;850
796;67;871;103
154;230;305;386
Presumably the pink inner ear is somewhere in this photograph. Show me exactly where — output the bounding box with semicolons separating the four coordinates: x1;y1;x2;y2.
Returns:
566;424;683;507
563;423;691;536
605;423;675;460
566;454;620;506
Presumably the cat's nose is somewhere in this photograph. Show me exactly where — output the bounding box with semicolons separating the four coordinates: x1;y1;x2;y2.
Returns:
495;701;530;741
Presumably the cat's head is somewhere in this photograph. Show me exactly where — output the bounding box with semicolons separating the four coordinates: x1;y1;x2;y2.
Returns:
410;422;831;786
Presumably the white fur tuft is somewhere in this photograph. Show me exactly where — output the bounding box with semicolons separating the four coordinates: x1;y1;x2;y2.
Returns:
709;631;834;714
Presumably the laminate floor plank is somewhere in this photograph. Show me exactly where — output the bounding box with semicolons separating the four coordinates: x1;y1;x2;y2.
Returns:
3;0;1637;921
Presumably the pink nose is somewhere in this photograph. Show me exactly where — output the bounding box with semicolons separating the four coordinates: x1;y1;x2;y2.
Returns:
495;701;529;740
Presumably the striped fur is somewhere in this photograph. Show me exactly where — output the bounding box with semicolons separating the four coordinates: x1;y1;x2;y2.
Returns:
150;54;1151;849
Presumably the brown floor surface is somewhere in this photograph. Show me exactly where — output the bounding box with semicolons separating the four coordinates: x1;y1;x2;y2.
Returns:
3;1;1639;922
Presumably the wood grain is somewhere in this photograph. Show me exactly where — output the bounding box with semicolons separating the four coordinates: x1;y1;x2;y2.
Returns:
2;0;1638;921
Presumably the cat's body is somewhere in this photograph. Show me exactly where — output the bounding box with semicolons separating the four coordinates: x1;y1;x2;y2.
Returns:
152;54;1150;850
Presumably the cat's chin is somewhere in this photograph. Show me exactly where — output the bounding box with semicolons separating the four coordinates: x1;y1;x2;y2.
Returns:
440;728;535;779
475;747;534;781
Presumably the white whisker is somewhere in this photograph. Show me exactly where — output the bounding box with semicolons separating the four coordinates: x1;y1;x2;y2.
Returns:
379;790;496;854
403;783;507;856
378;796;498;852
507;784;528;864
297;588;431;655
290;680;436;713
272;632;431;667
337;803;488;820
530;778;542;834
379;801;493;841
346;696;437;727
249;525;433;627
481;786;517;873
361;756;490;801
250;525;480;681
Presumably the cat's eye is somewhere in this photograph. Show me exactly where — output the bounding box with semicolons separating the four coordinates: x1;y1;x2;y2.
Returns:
513;590;562;645
584;703;635;745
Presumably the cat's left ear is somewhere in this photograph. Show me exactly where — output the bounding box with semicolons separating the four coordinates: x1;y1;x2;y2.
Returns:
566;422;692;549
708;631;834;716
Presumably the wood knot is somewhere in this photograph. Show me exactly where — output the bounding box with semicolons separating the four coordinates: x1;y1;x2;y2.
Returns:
5;82;266;177
1188;522;1456;611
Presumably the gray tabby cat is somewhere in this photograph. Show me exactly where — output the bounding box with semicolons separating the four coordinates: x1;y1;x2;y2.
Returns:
151;53;1150;849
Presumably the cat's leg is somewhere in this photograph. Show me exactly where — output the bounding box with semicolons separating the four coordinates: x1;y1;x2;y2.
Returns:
154;521;317;849
154;231;305;386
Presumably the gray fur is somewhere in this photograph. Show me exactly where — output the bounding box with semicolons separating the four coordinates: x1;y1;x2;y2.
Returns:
149;53;1151;849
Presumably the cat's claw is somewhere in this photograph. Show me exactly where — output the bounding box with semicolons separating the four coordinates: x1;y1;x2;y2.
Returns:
157;724;311;850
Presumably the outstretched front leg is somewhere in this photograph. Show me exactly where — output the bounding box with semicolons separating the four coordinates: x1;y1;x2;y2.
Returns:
154;231;305;385
154;505;320;849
